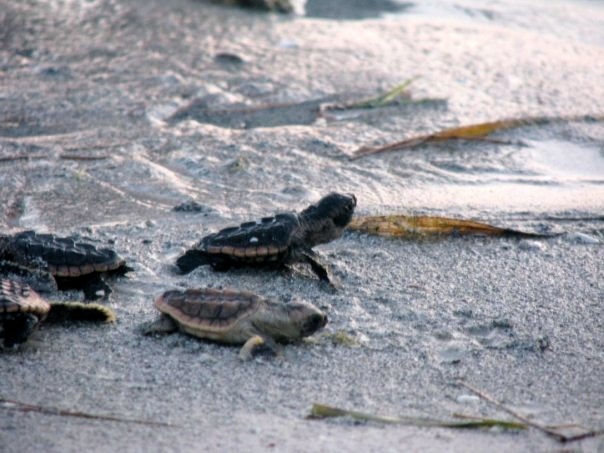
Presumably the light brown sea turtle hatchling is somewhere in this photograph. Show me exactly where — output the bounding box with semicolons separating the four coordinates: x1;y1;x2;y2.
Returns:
143;287;327;360
176;192;357;286
0;278;115;348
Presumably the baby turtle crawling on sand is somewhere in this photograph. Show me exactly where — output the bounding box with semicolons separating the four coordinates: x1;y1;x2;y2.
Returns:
0;230;130;300
0;279;115;347
143;288;327;360
176;192;356;286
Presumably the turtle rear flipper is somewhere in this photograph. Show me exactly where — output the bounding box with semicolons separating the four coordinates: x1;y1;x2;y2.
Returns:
176;249;212;274
140;314;178;336
45;302;116;324
2;313;39;347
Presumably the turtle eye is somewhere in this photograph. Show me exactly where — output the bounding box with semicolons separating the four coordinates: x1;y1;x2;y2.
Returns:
302;313;327;334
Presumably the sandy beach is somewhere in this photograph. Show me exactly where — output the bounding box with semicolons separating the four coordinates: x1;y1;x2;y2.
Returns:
1;0;603;451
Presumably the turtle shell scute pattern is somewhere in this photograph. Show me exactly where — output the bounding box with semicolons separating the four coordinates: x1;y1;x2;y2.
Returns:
0;279;50;317
200;213;299;260
155;288;260;332
8;231;125;277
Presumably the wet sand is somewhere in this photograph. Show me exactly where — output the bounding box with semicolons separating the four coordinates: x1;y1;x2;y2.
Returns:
1;0;603;451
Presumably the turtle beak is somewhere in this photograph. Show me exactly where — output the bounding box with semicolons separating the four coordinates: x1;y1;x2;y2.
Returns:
332;193;356;228
302;313;327;336
348;193;357;207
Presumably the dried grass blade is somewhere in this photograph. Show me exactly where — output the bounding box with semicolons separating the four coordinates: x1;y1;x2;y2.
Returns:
348;78;417;109
348;215;552;238
308;403;525;431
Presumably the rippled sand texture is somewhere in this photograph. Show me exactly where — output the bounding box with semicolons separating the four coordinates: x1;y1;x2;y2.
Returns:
1;0;603;452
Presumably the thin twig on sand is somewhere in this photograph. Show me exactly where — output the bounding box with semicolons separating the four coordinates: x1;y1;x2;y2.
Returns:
0;155;45;162
59;154;109;161
457;381;603;443
0;397;175;428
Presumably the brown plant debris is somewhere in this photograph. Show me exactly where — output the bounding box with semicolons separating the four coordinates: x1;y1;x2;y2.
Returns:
348;215;554;238
351;114;604;159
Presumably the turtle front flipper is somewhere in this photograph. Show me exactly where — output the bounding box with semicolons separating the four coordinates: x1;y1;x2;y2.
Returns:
56;274;112;301
300;249;340;289
176;249;212;274
83;278;112;301
141;314;179;336
239;334;281;361
2;313;39;347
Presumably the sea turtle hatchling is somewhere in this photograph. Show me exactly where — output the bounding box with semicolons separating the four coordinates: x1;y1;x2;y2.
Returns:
143;287;327;360
176;192;356;285
0;278;115;347
0;230;131;300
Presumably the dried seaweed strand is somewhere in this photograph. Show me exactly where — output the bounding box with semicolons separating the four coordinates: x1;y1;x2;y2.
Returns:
458;381;603;443
0;397;175;428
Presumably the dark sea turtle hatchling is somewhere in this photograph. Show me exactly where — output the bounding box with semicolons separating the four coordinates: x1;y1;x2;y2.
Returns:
0;278;115;347
0;230;130;300
143;287;327;360
176;192;357;285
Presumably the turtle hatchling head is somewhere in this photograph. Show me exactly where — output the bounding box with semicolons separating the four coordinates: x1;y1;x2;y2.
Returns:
257;301;327;342
299;192;357;246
